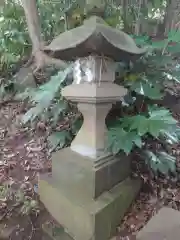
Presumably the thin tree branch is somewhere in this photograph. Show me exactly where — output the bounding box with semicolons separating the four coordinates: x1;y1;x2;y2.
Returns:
21;0;67;71
21;0;44;53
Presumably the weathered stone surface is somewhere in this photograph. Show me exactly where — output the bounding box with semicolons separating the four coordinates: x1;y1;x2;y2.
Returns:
39;173;141;240
44;16;146;61
62;56;127;159
52;147;131;199
137;207;180;240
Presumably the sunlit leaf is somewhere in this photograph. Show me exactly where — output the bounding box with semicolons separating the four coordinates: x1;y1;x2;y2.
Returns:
131;81;163;100
148;106;177;124
21;65;72;124
107;126;143;155
168;30;180;42
143;150;176;175
22;104;43;124
148;120;165;137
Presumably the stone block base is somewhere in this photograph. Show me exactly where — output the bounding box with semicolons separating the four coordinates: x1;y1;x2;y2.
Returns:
137;207;180;240
39;174;141;240
51;148;131;199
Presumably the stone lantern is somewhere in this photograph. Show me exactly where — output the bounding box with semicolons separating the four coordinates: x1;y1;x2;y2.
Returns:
39;16;146;240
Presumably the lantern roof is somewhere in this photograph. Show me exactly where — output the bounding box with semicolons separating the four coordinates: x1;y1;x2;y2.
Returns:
44;16;146;61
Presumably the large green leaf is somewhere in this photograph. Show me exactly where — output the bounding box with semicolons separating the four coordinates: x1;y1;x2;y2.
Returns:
148;106;177;125
21;65;73;124
166;71;180;84
120;106;177;139
22;104;43;124
32;65;72;104
122;115;149;136
130;116;147;131
152;0;163;9
168;30;180;42
71;117;83;135
148;106;177;137
144;150;176;175
51;100;68;124
159;125;180;145
121;115;159;137
133;35;150;46
147;55;173;67
127;131;143;148
137;118;149;136
107;127;142;155
130;81;163;100
148;120;166;137
150;40;167;50
167;43;180;53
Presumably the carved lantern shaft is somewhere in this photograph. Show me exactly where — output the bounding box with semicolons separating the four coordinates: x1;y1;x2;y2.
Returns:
63;55;126;158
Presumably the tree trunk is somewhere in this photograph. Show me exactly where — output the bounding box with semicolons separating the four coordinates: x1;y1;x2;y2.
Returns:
21;0;44;53
163;0;180;36
140;0;148;34
134;0;143;35
21;0;67;72
122;0;129;31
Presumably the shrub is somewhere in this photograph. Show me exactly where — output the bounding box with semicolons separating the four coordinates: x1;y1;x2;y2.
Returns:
0;1;30;74
107;31;180;175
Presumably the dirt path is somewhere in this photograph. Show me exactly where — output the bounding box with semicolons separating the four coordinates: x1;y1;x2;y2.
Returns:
0;102;52;239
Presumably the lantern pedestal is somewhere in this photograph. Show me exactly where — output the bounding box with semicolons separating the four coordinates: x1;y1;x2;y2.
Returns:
39;62;141;239
39;150;141;240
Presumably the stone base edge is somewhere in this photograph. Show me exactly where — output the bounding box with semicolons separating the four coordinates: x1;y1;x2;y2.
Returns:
39;174;141;240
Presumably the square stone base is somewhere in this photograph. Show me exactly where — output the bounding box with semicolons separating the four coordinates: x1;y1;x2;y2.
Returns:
39;174;141;240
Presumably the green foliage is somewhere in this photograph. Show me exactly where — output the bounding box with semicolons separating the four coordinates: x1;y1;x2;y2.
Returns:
159;125;180;145
143;151;176;175
0;1;30;73
121;106;177;137
0;0;168;75
0;0;83;75
19;65;73;124
120;32;180;104
107;31;180;176
48;131;72;152
37;0;75;37
107;107;177;155
17;64;83;150
130;81;163;100
107;127;142;155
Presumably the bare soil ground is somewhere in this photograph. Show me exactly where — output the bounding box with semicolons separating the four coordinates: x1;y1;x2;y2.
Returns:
0;92;180;239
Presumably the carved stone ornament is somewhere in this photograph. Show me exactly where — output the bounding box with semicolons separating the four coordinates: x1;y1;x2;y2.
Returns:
44;16;147;61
